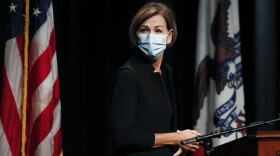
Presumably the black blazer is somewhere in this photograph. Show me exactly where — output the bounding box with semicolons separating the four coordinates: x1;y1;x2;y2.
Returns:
109;54;178;156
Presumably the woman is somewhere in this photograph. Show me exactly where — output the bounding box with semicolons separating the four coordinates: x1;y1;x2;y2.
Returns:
110;2;201;156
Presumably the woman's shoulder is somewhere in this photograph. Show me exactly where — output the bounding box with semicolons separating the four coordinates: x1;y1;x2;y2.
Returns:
112;57;137;81
119;57;134;71
118;55;144;72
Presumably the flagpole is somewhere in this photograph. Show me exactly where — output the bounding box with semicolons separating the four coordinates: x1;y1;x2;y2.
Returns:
22;0;30;155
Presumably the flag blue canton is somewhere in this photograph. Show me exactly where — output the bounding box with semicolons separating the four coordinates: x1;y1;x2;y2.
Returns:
7;0;25;39
30;0;52;37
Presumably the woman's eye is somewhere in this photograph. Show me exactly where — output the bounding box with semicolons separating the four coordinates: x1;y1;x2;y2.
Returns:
155;29;163;33
139;29;149;33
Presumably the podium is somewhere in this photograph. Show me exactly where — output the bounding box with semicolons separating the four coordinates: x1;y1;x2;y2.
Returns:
210;131;280;156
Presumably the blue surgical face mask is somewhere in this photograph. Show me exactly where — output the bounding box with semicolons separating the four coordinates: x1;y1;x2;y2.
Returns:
137;33;167;60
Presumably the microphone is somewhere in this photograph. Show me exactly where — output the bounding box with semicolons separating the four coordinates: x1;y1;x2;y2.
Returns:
181;117;280;145
181;136;202;145
181;130;225;145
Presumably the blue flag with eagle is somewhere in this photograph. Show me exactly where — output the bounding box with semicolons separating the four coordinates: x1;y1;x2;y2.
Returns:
192;0;246;155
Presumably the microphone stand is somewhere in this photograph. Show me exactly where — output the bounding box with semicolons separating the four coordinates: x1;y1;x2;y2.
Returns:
181;117;280;156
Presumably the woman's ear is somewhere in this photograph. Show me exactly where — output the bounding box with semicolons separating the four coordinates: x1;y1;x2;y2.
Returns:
167;29;173;45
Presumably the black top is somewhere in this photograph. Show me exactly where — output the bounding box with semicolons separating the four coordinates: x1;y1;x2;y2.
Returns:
109;53;178;156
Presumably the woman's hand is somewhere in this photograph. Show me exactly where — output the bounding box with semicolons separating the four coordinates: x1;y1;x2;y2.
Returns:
173;147;183;156
154;129;201;153
176;129;201;152
179;141;200;152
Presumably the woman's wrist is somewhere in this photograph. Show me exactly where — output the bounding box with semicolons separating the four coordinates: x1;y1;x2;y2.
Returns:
154;132;181;148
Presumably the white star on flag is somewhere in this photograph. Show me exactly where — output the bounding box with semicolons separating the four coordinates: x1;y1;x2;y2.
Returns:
33;7;42;17
9;2;17;13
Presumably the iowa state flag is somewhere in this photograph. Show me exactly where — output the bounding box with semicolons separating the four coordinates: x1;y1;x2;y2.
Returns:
193;0;246;154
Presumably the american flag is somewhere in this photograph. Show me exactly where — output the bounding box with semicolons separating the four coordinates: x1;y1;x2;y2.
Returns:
0;0;63;155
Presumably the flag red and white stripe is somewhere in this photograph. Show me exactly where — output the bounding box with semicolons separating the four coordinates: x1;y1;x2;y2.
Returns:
0;31;24;156
0;0;25;155
0;0;63;155
27;1;62;156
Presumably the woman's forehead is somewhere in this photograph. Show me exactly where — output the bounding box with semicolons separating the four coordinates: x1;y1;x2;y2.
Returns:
141;15;167;28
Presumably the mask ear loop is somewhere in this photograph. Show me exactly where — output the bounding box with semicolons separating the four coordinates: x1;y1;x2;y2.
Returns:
167;29;173;35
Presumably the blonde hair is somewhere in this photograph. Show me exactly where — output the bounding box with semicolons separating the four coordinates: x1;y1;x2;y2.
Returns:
129;2;177;48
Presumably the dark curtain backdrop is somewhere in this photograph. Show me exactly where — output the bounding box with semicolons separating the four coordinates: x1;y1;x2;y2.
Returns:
0;0;279;155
